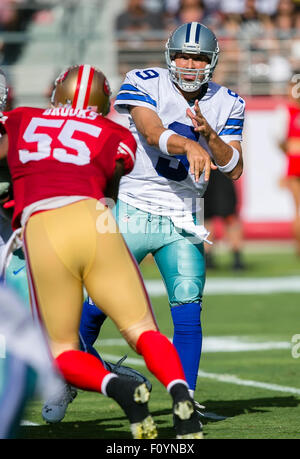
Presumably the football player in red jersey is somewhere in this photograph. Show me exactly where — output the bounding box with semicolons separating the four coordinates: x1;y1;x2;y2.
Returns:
0;65;203;439
0;70;65;440
276;75;300;256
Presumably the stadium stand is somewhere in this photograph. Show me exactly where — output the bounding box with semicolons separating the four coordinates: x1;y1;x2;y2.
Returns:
0;0;299;238
0;0;299;104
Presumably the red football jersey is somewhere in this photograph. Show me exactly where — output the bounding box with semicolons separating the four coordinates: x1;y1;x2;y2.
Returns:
1;106;136;228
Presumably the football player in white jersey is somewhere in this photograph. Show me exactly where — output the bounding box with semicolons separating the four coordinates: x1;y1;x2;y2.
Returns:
71;22;245;420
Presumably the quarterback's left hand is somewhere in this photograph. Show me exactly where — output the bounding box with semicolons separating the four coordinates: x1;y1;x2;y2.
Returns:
186;100;214;140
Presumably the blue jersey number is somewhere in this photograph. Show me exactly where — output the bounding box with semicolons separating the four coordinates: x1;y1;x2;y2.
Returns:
227;89;244;104
155;122;199;182
135;69;159;80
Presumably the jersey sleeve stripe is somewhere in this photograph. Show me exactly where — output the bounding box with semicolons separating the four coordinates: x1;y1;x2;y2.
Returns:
225;118;244;127
119;142;135;160
116;93;157;107
118;143;135;162
119;84;154;100
219;127;243;135
119;83;142;92
118;89;152;98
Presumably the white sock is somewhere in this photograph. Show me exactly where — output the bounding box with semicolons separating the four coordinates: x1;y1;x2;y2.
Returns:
188;389;194;399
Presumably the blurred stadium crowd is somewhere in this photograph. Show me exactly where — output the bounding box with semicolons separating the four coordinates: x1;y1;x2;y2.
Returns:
114;0;300;95
0;0;299;100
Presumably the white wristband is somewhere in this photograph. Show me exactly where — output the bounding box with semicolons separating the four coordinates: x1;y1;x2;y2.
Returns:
216;146;240;173
158;129;175;155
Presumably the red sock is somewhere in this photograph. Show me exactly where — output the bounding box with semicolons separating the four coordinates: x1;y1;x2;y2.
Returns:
136;330;186;388
55;350;111;392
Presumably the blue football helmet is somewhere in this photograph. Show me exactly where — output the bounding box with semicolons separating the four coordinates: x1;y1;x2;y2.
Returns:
165;22;219;92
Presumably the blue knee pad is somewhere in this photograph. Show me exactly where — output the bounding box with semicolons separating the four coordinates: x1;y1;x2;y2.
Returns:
154;238;205;307
153;232;205;391
171;301;202;391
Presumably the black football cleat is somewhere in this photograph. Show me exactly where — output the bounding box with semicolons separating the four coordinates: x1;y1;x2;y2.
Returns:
106;376;157;439
170;382;204;439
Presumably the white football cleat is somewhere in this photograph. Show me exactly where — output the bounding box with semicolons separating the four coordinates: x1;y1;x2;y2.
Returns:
42;383;77;424
194;400;206;418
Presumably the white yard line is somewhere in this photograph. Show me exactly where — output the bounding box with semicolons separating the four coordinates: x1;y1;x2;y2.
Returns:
97;336;292;353
20;420;39;426
197;371;300;396
144;277;300;296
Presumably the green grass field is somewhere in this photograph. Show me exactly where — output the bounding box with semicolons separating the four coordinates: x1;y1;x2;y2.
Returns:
20;242;300;440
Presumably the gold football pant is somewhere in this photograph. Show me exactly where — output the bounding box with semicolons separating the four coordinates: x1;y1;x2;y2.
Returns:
23;198;158;357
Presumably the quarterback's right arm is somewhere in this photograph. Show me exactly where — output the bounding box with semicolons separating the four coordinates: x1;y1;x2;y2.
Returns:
129;105;217;182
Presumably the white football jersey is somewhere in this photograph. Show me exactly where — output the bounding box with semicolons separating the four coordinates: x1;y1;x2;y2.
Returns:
114;67;245;238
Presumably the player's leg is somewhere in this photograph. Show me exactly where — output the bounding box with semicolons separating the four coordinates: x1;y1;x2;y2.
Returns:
42;198;153;424
154;234;205;395
3;243;79;424
0;284;65;438
202;218;217;269
79;299;152;391
79;199;153;387
2;206;150;425
79;199;148;346
286;176;300;255
0;352;37;439
79;298;107;358
23;206;109;378
224;214;246;270
203;169;218;269
84;202;203;438
4;246;79;424
216;175;246;270
22;201;157;439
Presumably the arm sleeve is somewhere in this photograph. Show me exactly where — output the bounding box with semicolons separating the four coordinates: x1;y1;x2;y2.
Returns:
218;96;245;144
115;129;137;175
114;70;158;115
